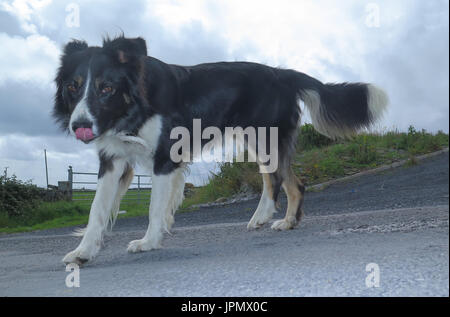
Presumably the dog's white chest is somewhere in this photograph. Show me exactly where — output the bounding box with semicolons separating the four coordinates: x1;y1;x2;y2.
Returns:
95;115;163;172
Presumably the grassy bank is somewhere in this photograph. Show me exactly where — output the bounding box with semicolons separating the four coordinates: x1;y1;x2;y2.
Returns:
292;126;448;185
182;125;449;208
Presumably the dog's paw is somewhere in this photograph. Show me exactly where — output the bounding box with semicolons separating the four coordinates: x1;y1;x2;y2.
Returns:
127;239;161;253
247;208;276;230
271;218;297;231
247;221;263;230
247;217;269;230
62;248;92;266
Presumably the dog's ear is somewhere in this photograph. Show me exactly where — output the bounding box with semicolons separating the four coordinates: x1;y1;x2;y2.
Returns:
63;39;88;56
103;36;147;63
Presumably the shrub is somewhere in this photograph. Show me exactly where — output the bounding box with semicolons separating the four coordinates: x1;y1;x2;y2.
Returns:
319;156;345;177
350;135;378;165
297;123;334;151
182;159;262;208
0;175;89;228
210;160;261;195
0;175;42;219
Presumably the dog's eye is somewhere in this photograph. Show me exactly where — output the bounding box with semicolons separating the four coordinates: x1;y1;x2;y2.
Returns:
101;86;113;94
67;84;77;93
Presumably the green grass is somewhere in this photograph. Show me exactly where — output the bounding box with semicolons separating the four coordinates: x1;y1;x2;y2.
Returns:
0;200;90;234
0;200;153;234
181;161;260;210
71;189;151;205
0;189;152;234
293;127;448;185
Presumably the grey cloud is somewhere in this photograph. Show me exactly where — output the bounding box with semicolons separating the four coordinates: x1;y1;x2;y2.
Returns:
315;59;363;83
0;134;98;187
0;10;26;36
148;21;229;65
40;0;149;44
362;1;449;132
21;0;246;64
299;0;449;132
0;81;59;136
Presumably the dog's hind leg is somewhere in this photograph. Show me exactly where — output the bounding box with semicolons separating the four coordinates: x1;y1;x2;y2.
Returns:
271;166;305;231
247;172;281;229
127;166;185;252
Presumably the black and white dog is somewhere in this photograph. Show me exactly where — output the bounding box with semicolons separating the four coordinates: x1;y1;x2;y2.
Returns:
54;36;388;265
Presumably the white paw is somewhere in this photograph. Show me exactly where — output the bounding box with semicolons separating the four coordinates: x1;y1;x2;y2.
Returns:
62;246;97;266
247;216;271;230
247;220;263;230
271;218;297;231
127;238;161;253
247;208;276;230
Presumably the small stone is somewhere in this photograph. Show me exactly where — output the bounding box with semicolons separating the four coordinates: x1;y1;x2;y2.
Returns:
214;197;228;203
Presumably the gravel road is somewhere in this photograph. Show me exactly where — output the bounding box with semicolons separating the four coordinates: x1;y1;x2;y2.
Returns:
0;152;448;296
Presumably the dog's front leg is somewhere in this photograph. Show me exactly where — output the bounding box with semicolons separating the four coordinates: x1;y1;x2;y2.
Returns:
63;157;129;265
127;167;185;253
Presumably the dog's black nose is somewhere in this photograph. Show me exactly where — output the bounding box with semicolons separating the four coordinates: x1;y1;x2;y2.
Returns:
72;118;93;132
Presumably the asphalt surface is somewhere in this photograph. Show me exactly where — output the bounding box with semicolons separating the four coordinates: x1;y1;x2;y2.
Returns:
0;152;448;296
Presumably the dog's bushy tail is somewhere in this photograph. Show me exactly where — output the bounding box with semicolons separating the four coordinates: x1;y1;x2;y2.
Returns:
294;72;388;139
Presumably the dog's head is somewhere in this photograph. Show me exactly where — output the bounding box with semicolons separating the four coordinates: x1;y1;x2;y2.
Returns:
53;36;148;143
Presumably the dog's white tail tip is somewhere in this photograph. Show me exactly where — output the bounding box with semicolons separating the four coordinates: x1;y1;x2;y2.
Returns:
367;84;389;122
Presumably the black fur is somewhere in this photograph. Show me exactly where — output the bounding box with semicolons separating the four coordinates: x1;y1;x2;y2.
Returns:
98;151;114;179
102;35;147;63
298;183;305;195
270;173;283;204
53;42;99;132
54;35;382;176
63;39;88;56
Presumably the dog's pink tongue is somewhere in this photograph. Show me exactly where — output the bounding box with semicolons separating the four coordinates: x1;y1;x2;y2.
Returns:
75;128;94;142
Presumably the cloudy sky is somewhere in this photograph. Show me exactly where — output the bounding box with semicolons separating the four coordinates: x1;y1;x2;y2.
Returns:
0;0;448;188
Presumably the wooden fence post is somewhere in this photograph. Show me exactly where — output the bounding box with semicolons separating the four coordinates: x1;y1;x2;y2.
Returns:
68;166;73;200
137;175;141;204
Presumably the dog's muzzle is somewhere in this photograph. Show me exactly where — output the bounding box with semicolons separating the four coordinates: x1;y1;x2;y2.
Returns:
72;119;95;143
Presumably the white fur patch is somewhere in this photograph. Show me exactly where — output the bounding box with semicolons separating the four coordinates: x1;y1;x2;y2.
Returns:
247;178;277;229
301;89;347;139
94;114;163;171
367;84;389;122
137;114;163;152
69;71;97;136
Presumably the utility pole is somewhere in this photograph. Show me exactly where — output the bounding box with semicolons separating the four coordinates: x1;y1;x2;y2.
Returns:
3;167;8;179
44;149;49;189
